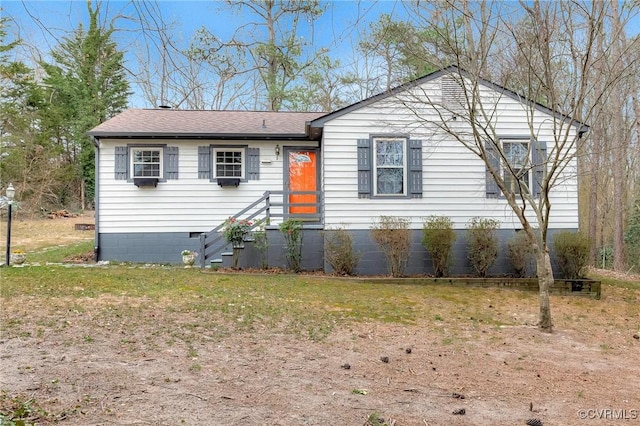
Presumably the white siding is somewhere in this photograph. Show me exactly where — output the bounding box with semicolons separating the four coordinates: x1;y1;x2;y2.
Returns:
322;76;580;230
98;139;318;233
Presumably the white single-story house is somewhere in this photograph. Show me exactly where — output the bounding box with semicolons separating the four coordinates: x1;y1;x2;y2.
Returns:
88;67;587;275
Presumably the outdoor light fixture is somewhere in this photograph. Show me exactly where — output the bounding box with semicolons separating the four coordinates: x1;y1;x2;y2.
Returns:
275;144;280;160
5;183;15;267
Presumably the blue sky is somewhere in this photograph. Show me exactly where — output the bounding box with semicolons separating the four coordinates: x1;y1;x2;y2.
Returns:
2;1;406;62
3;1;638;109
2;1;408;107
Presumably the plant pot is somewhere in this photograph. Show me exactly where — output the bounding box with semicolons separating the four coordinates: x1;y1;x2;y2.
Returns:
182;254;196;267
11;253;26;265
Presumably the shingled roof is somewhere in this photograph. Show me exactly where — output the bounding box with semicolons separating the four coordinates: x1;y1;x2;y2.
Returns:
89;109;327;139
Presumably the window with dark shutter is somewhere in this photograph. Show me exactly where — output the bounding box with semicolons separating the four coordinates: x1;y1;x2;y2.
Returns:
357;136;423;199
198;145;258;182
488;138;546;198
117;144;176;186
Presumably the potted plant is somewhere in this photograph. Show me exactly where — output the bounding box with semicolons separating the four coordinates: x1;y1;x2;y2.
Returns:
222;217;252;268
181;250;197;267
11;249;26;266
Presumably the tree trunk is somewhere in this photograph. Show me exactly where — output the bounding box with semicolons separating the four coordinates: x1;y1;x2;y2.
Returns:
588;123;601;266
611;1;627;271
536;247;554;332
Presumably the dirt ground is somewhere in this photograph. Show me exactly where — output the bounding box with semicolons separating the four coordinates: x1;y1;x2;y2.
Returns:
1;216;640;425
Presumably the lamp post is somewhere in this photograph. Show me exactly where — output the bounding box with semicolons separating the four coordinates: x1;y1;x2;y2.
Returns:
5;183;15;267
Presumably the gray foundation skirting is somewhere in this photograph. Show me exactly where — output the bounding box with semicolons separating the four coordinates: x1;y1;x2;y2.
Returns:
98;228;576;276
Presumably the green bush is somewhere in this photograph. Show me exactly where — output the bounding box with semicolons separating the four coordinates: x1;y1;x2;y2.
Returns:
421;215;456;277
370;216;411;277
508;231;534;278
279;219;303;272
467;217;500;277
253;226;269;269
553;231;590;279
324;226;361;275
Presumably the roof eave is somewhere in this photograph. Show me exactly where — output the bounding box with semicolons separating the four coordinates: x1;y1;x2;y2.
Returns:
89;132;315;140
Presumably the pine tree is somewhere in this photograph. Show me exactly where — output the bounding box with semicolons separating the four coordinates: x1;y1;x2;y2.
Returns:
41;2;130;207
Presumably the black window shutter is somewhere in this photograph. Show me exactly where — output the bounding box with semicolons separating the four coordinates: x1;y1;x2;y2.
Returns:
532;140;547;197
247;147;260;180
198;146;211;179
164;146;179;180
485;140;500;198
409;139;423;198
114;146;128;180
357;138;372;198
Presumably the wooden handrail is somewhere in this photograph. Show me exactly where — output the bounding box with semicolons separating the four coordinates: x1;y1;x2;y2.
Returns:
199;190;322;267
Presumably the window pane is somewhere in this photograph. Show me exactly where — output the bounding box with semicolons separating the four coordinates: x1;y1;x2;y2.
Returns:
377;168;404;194
502;141;530;194
376;140;404;166
504;168;530;194
216;164;242;177
132;149;161;177
504;142;528;168
215;150;243;178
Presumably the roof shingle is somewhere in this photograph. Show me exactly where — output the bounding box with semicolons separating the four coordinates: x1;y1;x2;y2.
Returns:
89;109;327;137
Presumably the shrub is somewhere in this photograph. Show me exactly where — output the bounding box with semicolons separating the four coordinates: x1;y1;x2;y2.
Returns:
324;226;361;275
222;217;252;269
421;215;456;277
508;231;534;278
553;231;590;279
222;217;252;244
279;219;303;272
370;216;411;277
253;226;269;269
467;217;500;277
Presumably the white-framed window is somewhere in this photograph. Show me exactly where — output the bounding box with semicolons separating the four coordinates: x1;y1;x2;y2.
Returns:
374;137;407;196
213;147;244;179
131;147;163;178
502;140;530;194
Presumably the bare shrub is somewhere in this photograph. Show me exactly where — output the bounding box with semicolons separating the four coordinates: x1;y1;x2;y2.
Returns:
467;217;500;277
421;215;456;277
508;231;534;278
553;231;590;279
370;216;411;277
324;226;361;275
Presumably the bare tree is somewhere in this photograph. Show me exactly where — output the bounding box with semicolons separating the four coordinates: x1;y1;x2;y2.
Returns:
398;0;637;331
188;0;325;111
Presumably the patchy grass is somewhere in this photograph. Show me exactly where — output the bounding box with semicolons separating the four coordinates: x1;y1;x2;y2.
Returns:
588;269;640;291
2;218;640;425
1;265;529;334
0;215;94;254
27;240;95;264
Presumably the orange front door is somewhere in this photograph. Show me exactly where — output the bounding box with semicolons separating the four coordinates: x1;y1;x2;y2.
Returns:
288;150;317;215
